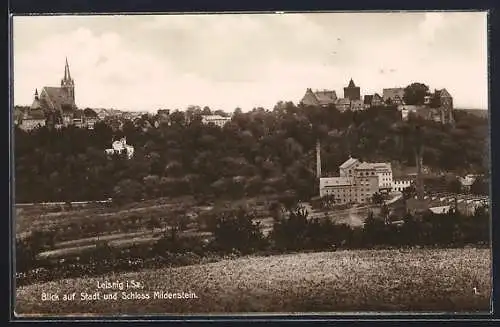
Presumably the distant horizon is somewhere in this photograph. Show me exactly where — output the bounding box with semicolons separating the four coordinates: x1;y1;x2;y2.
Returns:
13;12;488;111
13;102;490;113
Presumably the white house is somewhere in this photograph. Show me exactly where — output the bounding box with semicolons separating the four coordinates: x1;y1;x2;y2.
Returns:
105;137;134;159
459;174;478;191
201;114;232;127
392;178;412;192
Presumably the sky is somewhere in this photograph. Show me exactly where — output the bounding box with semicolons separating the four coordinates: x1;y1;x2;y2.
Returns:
12;12;488;112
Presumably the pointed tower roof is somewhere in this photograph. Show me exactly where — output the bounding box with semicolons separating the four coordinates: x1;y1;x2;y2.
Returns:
348;78;356;88
31;89;42;110
64;57;72;81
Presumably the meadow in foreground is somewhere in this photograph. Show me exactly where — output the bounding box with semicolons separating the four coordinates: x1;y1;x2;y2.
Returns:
16;248;491;316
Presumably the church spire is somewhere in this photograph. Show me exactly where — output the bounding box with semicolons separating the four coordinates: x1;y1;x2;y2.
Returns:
61;57;76;105
64;57;71;81
348;78;355;87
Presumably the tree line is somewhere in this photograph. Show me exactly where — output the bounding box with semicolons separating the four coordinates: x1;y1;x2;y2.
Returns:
15;102;489;204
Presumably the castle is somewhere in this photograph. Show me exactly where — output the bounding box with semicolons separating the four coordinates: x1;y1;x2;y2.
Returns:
300;78;364;111
300;79;455;125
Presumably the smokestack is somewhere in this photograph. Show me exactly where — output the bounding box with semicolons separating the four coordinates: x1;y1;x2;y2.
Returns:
316;139;321;178
416;150;424;201
414;126;424;201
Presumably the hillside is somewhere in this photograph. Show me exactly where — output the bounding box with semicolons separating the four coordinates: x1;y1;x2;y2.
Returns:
16;248;490;315
14;104;490;203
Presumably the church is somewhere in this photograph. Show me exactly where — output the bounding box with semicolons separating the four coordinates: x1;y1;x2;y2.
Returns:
19;58;78;130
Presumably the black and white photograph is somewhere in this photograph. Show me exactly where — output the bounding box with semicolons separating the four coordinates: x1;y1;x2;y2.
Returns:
12;11;491;316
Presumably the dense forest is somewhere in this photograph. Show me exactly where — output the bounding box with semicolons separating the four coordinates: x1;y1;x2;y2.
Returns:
14;103;489;203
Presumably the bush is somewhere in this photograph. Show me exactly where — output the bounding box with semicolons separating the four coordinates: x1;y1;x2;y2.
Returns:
208;207;266;254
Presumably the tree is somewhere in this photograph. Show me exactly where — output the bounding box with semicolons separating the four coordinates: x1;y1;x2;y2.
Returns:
112;179;143;205
403;83;430;105
470;177;489;195
15;101;489;204
372;192;385;205
209;207;265;253
270;205;310;251
446;177;463;194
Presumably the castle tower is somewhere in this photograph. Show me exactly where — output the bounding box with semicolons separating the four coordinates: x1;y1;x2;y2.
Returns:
343;78;361;101
61;57;75;104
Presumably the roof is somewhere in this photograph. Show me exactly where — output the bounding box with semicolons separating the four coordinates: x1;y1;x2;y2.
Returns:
202;114;231;121
83;108;98;118
31;98;41;110
356;162;375;170
336;98;351;105
370;162;392;171
383;88;405;101
73;110;83;119
436;88;452;98
314;90;337;106
347;79;356;88
320;177;354;188
340;157;360;169
393;166;418;177
25;109;45;120
41;87;75;112
429;205;451;214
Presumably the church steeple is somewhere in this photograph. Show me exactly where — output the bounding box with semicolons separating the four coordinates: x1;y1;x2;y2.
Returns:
348;78;355;88
64;57;71;81
61;57;75;104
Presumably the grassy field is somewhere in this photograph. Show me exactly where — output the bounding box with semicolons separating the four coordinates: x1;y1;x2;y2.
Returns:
16;196;375;261
15;248;491;316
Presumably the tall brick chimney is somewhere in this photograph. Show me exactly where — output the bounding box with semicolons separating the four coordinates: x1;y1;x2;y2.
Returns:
316;139;321;179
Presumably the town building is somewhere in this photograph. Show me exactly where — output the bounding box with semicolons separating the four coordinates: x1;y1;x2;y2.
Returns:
319;177;356;205
105;137;134;159
320;157;392;204
82;108;99;129
335;98;351;111
383;88;405;105
38;58;78;127
300;88;338;107
407;193;489;216
350;99;364;111
459;174;478;193
398;89;454;124
201;114;232;127
343;79;361;101
392;177;413;192
19;90;47;131
434;88;454;124
369;162;393;191
363;93;384;108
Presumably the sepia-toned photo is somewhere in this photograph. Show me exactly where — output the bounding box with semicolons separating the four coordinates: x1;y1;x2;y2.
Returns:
12;11;491;317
